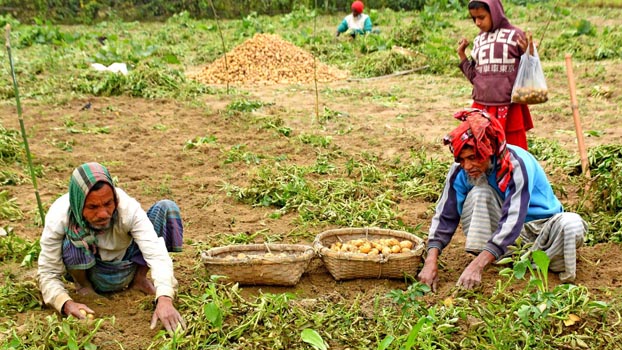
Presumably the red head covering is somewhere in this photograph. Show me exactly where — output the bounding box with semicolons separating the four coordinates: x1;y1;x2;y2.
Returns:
351;1;364;13
443;109;513;192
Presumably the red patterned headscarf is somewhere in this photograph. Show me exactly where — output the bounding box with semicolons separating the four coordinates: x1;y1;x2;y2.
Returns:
443;109;513;192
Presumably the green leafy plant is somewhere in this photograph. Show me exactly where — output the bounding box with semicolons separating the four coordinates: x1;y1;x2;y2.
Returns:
0;125;23;163
298;134;332;148
222;144;265;165
301;328;327;350
0;190;23;221
0;276;43;317
183;135;217;150
226;99;269;113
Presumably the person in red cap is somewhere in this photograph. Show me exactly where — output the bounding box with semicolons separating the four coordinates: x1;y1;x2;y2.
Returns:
336;1;373;38
418;109;586;291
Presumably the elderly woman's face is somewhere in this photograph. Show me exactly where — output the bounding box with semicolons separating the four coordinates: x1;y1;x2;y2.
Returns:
458;147;491;181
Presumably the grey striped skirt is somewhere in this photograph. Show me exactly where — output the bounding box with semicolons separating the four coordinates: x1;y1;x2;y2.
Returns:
461;185;586;282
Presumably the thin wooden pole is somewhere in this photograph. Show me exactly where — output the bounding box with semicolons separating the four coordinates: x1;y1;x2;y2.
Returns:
564;54;590;178
313;0;320;123
208;0;229;94
5;24;46;225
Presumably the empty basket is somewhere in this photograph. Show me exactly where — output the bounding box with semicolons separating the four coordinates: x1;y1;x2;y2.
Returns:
201;243;315;286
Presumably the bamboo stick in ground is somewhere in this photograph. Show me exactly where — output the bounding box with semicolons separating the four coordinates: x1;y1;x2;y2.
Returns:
5;24;46;225
564;53;591;178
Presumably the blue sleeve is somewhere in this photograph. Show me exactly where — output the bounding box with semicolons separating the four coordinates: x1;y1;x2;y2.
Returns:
363;17;372;33
427;164;466;253
337;19;348;34
485;149;532;259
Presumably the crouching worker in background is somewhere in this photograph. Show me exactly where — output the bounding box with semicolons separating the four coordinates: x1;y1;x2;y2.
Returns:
418;109;586;291
37;162;186;333
336;1;373;38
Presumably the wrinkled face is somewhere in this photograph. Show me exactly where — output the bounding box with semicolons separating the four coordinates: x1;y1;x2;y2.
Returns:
82;184;116;230
458;147;492;183
469;7;492;32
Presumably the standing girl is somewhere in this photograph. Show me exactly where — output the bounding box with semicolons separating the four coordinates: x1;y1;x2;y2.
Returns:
458;0;532;150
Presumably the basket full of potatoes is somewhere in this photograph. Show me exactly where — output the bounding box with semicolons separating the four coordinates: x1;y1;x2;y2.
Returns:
313;227;425;281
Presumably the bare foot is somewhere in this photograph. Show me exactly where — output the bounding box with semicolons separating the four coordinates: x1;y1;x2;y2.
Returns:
76;286;98;296
131;275;156;295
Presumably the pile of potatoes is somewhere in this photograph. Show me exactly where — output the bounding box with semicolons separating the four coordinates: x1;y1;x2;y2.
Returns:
329;238;414;256
512;87;548;104
189;33;348;85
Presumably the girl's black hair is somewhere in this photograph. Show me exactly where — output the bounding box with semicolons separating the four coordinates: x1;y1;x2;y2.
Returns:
468;1;490;13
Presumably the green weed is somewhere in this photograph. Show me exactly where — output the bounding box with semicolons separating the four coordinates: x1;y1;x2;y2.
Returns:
1;313;109;349
0;125;23;163
183;135;217;150
0;275;43;317
0;169;24;186
226;99;270;113
0;226;40;265
0;191;23;221
222;144;265;165
298;133;332;148
575;144;622;243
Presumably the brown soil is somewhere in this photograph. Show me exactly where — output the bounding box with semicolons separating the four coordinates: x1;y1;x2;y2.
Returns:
1;61;621;349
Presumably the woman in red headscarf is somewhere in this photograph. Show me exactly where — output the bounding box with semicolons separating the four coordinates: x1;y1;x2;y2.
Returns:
336;1;373;38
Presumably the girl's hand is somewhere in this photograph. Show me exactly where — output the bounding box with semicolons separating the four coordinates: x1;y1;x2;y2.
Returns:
457;38;470;52
457;38;470;61
518;32;535;55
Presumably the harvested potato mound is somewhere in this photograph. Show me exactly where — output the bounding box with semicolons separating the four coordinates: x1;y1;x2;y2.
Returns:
189;33;348;85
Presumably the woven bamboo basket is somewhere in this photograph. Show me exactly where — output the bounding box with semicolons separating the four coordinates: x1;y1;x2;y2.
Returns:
313;228;425;280
201;243;314;286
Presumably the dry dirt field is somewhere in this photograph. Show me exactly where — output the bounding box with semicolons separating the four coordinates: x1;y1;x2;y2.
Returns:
1;56;621;348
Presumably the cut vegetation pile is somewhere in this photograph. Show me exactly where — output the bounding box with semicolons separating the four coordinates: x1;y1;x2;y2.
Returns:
190;33;348;85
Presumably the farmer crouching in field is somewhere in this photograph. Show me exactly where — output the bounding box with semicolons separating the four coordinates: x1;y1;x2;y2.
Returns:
336;1;373;38
37;162;186;333
418;109;587;291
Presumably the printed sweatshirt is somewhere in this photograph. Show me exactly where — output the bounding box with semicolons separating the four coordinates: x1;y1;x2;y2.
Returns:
337;13;372;35
459;0;525;106
427;145;563;259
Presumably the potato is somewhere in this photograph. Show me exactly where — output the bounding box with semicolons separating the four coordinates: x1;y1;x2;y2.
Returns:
359;243;372;254
336;237;418;256
387;238;400;246
79;309;94;320
399;240;413;249
512;87;548;104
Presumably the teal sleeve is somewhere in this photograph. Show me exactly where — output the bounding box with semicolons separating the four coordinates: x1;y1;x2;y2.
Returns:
363;17;372;33
337;19;348;34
